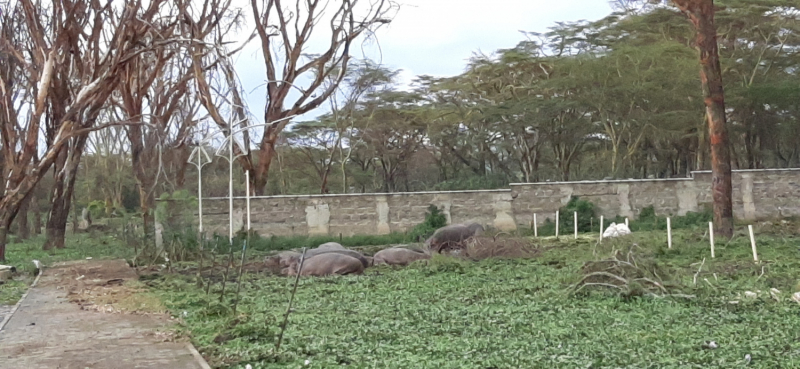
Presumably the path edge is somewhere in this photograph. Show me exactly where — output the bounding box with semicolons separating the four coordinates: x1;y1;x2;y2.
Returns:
0;270;42;333
186;341;213;369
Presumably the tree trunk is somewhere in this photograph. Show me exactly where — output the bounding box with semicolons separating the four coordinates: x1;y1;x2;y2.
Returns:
0;201;21;261
32;193;42;235
0;223;9;263
252;123;282;196
44;136;87;250
17;196;30;240
675;0;734;238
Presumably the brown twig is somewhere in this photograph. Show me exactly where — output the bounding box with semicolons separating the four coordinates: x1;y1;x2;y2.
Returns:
274;247;308;354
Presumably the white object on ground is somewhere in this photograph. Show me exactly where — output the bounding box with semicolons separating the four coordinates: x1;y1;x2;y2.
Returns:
602;223;631;238
792;292;800;304
744;291;758;299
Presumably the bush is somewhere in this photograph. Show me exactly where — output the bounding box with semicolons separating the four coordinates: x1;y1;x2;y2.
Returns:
535;196;599;236
614;205;713;232
407;204;447;242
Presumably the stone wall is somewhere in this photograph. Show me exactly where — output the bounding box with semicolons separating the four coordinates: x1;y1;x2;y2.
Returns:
196;168;800;237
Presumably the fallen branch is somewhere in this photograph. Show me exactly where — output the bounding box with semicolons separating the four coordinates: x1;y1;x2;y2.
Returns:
693;258;706;286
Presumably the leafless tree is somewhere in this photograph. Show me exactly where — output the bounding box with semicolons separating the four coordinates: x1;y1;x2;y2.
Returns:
190;0;398;195
0;0;190;259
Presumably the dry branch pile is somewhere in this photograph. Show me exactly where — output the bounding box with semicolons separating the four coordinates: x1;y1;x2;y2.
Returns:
572;247;692;299
465;236;541;260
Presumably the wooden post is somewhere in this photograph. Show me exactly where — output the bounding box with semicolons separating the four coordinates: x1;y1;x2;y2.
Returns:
599;215;604;241
667;217;672;249
748;225;758;261
555;211;559;238
709;222;715;258
574;211;578;239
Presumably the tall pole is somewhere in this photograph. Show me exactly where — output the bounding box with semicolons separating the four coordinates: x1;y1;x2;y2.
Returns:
229;129;234;243
233;171;251;314
198;156;203;238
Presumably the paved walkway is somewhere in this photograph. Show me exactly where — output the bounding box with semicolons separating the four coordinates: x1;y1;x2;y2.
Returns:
0;260;208;369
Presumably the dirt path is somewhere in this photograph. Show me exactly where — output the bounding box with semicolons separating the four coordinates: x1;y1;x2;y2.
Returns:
0;259;208;369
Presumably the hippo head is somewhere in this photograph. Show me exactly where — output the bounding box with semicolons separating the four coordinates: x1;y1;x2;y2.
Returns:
466;223;485;236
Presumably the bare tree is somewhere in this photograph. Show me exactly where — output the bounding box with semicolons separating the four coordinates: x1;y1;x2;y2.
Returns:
0;0;187;259
117;31;198;233
191;0;398;195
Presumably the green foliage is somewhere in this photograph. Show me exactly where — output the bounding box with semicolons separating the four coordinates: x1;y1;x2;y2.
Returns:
155;190;198;241
87;200;106;219
0;234;135;304
615;205;713;232
534;197;598;236
0;280;29;305
147;223;800;368
407;205;447;242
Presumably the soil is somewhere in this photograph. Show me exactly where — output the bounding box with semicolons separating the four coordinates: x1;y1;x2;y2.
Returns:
0;259;207;368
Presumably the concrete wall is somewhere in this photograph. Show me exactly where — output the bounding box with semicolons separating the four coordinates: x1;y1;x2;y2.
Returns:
196;168;800;237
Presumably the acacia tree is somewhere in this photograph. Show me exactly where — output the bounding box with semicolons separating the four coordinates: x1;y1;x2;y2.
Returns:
0;0;187;259
118;37;197;233
241;0;397;195
672;0;734;237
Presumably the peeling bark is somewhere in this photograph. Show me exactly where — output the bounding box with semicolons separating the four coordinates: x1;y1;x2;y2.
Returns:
673;0;733;237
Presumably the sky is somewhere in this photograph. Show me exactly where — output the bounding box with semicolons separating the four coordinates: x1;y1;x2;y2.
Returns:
230;0;616;123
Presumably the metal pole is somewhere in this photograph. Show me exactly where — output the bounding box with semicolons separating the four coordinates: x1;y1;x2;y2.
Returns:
233;172;252;314
198;156;203;238
229;130;234;244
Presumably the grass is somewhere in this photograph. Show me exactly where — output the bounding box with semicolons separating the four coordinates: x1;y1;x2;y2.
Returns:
144;220;800;369
0;232;136;305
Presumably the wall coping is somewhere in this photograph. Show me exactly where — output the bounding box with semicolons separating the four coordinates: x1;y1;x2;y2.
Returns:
186;167;800;202
690;167;800;175
510;177;693;186
201;188;511;201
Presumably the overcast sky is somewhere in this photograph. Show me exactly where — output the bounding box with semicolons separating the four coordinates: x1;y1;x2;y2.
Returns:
231;0;615;123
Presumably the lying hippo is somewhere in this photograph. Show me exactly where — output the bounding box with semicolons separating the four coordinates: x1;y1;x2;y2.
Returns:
317;242;346;250
286;248;371;269
425;223;485;253
373;247;430;266
286;253;364;276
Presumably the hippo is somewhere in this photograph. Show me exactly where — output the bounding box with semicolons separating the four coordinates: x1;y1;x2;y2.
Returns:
287;248;371;269
286;253;365;276
373;247;430;266
317;242;346;250
425;223;485;253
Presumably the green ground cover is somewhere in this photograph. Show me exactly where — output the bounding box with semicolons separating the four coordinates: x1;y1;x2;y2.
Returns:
145;221;800;368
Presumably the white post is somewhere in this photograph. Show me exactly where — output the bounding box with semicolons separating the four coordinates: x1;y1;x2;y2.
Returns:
245;171;251;232
197;156;203;240
555;211;559;238
625;217;629;228
667;217;672;249
574;211;578;239
709;222;715;258
748;225;758;261
599;215;604;241
229;131;234;244
533;213;538;237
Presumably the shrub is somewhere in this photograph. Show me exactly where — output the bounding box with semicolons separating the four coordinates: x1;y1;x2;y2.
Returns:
407;204;447;242
614;205;713;232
